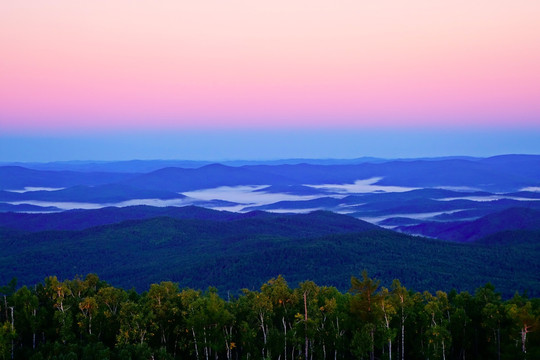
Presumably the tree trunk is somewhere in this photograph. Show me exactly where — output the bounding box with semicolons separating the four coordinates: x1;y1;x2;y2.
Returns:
3;295;7;321
442;340;446;360
521;327;527;354
282;316;287;360
304;292;308;360
140;329;146;344
497;328;500;360
192;327;200;360
384;311;392;360
224;327;230;360
10;306;14;360
401;307;405;360
260;312;267;358
32;308;36;349
370;326;375;360
335;317;340;360
204;327;209;360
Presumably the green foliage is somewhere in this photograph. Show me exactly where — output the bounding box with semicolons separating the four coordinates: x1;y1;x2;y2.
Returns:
2;213;539;299
0;274;539;360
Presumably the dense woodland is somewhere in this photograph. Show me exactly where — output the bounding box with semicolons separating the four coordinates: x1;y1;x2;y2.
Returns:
1;273;538;360
2;209;539;298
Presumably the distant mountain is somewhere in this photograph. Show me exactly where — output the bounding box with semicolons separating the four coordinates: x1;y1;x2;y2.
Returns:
378;217;424;226
0;156;487;171
4;155;540;194
0;205;378;233
475;229;540;246
218;157;389;166
0;166;138;190
0;205;240;232
244;158;540;192
2;156;540;220
0;202;61;212
0;160;213;172
123;164;293;192
0;209;537;297
244;190;540;220
0;184;183;203
397;207;540;242
0;157;388;172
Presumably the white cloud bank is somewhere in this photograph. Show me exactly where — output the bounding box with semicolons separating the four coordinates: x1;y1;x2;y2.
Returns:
305;178;416;194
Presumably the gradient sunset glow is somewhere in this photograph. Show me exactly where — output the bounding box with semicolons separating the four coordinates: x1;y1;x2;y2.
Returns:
1;1;539;161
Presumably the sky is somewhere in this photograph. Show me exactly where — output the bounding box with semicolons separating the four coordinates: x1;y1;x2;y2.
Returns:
1;1;539;161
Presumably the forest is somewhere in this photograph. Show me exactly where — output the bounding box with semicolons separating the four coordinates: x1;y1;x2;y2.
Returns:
0;273;538;360
2;209;539;298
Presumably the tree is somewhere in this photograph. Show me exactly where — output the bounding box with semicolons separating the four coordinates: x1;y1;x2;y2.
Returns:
506;293;539;358
117;300;154;346
379;287;397;360
179;288;203;360
448;291;473;360
261;275;298;360
482;301;503;360
96;286;128;347
240;288;273;359
0;322;16;360
147;282;180;349
13;286;40;350
78;296;98;335
43;276;76;344
391;279;412;360
350;270;382;360
423;291;451;360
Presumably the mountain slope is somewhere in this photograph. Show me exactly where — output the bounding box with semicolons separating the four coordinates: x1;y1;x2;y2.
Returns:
4;155;540;194
123;164;293;192
0;205;251;232
0;211;537;297
397;207;540;242
0;166;138;190
0;184;184;203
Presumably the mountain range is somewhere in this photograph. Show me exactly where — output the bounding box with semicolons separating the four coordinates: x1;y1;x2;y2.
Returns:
1;205;538;297
1;155;539;297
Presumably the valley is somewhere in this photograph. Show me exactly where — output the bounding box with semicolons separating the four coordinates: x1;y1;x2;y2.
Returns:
1;155;539;297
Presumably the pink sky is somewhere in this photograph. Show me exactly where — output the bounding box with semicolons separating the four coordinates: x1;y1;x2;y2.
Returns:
1;1;539;132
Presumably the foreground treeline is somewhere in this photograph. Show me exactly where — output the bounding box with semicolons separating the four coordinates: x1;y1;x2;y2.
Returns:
0;273;539;360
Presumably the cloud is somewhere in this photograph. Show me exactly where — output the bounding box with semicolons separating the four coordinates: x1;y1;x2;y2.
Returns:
305;178;416;194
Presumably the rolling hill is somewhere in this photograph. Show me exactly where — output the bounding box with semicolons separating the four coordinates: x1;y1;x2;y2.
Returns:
397;207;540;242
1;208;537;297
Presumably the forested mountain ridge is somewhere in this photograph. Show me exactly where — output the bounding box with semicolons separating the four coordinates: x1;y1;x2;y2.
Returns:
0;206;377;233
2;156;540;229
0;205;247;232
396;207;540;242
0;166;138;189
1;208;538;297
3;154;540;193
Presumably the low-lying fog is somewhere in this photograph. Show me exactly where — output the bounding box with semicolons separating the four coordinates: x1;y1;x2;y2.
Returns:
6;187;65;193
3;178;540;225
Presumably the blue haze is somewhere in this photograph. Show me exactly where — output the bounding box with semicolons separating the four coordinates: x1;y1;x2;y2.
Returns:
1;128;539;162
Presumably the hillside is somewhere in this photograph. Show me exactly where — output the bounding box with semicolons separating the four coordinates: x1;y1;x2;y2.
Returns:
1;209;537;297
0;205;359;232
0;166;137;189
397;207;540;242
0;184;183;203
